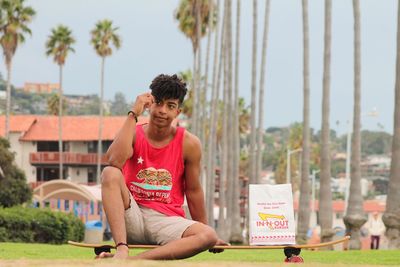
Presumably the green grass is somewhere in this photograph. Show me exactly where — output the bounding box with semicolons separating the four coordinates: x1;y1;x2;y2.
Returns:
0;242;399;265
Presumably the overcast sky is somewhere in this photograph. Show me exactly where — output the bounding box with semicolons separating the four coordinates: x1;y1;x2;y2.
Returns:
1;0;397;135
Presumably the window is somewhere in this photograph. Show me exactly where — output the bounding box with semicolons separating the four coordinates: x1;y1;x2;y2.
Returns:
88;168;96;183
90;201;94;215
64;200;70;211
37;141;58;152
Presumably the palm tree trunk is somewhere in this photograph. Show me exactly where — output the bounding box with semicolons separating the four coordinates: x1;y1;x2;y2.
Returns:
225;0;234;240
192;0;202;137
343;0;366;250
5;60;12;139
382;0;400;249
192;50;197;131
249;0;258;185
256;0;271;183
207;0;224;227
229;0;243;244
217;0;229;240
202;0;214;191
245;0;258;244
297;0;311;245
319;0;334;244
58;65;64;180
97;57;105;184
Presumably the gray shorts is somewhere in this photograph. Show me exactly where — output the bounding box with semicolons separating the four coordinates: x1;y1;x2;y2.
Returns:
124;193;196;245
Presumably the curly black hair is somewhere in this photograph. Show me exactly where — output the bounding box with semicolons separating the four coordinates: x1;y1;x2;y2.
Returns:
149;74;188;105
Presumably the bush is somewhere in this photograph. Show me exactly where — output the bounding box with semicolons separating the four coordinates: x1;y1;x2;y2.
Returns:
0;206;84;244
0;138;32;207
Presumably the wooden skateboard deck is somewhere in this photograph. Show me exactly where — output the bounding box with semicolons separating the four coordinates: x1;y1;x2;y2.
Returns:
68;235;350;261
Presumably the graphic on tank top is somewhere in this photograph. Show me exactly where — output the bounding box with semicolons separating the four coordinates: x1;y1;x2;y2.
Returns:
128;159;173;203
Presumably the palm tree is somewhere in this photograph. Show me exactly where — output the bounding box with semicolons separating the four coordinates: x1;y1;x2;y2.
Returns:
229;0;243;243
297;0;311;245
217;0;229;241
175;0;214;136
45;25;75;180
206;0;224;227
47;93;67;116
201;0;215;170
90;19;121;183
382;0;400;249
343;0;366;250
256;0;271;183
249;0;258;185
319;0;334;244
0;0;35;138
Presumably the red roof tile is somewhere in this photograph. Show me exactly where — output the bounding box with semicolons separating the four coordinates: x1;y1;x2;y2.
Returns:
0;115;37;136
0;115;149;141
20;115;150;141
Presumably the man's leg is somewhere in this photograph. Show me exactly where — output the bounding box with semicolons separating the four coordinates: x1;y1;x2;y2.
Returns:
131;222;218;260
101;166;131;259
376;235;380;249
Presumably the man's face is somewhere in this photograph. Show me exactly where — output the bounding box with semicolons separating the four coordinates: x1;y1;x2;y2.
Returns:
149;98;181;126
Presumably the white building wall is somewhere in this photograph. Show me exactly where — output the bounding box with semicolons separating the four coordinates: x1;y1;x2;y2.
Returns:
10;134;37;183
68;167;88;184
21;141;37;183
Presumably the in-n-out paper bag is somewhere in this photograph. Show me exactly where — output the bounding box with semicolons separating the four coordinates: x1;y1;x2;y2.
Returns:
249;184;296;245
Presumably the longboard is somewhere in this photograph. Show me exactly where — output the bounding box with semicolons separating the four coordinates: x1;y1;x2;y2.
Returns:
68;235;350;262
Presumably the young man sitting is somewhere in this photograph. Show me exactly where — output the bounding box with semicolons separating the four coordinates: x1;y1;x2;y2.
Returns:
100;74;227;260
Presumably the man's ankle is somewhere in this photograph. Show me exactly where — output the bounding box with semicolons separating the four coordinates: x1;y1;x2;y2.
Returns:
116;245;129;253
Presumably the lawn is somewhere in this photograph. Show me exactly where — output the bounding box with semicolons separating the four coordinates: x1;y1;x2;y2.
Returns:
0;242;399;266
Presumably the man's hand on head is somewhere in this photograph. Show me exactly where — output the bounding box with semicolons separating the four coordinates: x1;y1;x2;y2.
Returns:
132;92;154;115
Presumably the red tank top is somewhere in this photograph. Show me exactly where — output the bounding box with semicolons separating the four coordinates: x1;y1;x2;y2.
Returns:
123;124;186;217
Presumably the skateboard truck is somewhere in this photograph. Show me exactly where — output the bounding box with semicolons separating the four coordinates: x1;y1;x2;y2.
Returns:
94;245;113;255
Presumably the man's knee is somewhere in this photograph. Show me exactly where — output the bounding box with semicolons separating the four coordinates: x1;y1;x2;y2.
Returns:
101;166;123;186
197;226;218;249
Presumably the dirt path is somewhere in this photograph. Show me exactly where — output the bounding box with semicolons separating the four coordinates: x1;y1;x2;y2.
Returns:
0;260;390;267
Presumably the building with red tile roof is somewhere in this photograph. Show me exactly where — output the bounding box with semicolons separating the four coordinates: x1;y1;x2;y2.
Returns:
1;115;151;185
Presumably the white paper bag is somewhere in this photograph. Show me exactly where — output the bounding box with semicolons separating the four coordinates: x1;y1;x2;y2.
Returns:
249;184;296;245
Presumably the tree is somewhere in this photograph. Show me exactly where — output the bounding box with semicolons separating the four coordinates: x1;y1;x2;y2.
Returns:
90;19;121;183
47;93;67;116
175;0;215;136
297;0;311;245
249;0;258;185
319;0;334;244
229;0;243;243
110;92;130;116
382;0;400;249
205;0;222;228
0;138;31;207
0;0;35;138
256;0;271;183
45;25;75;180
217;0;230;241
343;0;366;250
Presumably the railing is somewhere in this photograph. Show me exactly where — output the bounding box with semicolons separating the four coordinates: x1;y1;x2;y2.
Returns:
30;152;108;165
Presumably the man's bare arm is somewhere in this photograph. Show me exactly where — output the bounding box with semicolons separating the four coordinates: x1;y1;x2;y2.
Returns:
106;92;154;169
184;132;207;224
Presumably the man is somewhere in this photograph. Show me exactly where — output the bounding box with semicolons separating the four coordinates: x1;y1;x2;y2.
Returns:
100;74;226;260
368;212;385;250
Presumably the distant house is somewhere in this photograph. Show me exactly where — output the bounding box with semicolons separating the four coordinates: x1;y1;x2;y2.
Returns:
22;82;60;94
361;154;391;178
0;115;150;186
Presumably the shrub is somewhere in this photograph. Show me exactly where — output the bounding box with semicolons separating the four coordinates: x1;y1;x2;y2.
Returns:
0;206;84;244
0;138;32;207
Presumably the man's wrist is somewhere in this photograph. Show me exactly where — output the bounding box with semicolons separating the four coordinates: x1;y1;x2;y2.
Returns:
127;111;138;123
